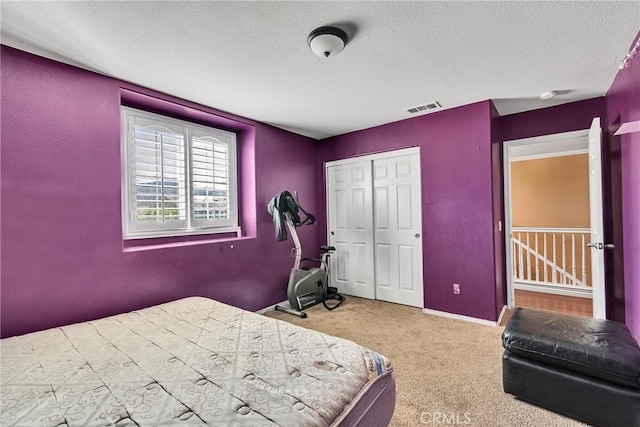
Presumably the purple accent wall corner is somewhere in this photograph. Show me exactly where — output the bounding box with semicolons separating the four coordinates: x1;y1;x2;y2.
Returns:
605;31;640;338
0;46;320;338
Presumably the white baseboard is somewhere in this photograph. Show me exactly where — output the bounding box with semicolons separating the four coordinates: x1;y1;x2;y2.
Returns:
255;300;289;315
422;307;501;327
514;281;592;299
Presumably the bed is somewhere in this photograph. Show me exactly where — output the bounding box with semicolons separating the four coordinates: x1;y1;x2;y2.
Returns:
1;297;395;426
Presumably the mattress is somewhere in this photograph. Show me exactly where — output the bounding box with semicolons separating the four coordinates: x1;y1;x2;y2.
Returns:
1;297;395;426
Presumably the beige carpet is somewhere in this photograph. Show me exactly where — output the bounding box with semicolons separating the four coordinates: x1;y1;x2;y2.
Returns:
264;297;586;427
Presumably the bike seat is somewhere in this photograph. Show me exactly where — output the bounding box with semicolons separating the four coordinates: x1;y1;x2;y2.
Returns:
320;245;336;253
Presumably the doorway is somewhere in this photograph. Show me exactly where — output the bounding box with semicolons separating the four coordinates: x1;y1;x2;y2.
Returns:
325;147;424;308
503;118;607;319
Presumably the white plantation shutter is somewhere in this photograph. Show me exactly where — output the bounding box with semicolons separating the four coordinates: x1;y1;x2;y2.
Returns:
190;126;237;228
122;108;238;238
130;117;187;232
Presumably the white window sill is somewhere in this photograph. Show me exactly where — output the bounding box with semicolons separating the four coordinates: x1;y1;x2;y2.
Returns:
123;232;251;252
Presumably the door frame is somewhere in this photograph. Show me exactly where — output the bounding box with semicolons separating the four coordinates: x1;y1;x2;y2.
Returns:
503;129;603;312
325;146;423;303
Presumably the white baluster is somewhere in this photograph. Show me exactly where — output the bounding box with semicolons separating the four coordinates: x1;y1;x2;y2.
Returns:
534;232;540;282
552;233;557;283
526;232;531;280
511;236;515;279
562;234;567;285
543;233;548;282
582;233;587;285
519;232;524;280
571;233;576;286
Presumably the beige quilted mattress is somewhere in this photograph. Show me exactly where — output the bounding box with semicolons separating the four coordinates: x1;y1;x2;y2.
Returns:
1;297;393;426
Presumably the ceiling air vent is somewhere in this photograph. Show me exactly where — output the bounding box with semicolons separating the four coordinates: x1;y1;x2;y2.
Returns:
407;101;441;114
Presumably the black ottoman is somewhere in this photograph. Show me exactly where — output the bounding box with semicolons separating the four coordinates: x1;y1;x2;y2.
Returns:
502;308;640;427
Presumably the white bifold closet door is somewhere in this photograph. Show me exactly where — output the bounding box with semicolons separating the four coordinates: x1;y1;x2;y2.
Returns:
326;149;424;307
372;154;424;307
326;161;376;299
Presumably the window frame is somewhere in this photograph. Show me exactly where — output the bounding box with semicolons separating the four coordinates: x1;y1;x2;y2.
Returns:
121;107;239;240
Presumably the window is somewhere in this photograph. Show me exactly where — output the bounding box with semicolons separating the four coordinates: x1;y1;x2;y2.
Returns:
122;107;238;239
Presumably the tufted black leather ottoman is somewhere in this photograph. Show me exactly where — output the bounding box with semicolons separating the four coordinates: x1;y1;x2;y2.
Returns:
502;307;640;427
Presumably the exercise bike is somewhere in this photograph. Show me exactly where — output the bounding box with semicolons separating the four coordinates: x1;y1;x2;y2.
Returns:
267;191;345;318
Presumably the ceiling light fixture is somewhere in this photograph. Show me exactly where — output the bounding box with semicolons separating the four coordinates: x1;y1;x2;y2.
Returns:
308;26;348;58
540;91;557;100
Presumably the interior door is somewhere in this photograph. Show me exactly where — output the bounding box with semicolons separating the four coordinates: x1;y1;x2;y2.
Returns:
588;117;607;319
373;154;424;307
327;161;375;299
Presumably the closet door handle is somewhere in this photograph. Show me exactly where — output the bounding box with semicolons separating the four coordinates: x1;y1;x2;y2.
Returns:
415;233;421;238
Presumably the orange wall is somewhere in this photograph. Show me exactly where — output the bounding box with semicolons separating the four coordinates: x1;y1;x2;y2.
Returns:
511;154;590;228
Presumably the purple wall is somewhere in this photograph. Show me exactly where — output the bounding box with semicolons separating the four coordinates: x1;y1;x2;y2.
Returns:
500;97;606;141
318;101;501;322
605;32;640;338
1;46;320;338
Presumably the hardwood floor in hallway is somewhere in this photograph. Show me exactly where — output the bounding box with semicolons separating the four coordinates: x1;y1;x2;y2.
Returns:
514;289;593;317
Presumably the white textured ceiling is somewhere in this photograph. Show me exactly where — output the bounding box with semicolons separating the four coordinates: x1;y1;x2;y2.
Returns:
2;1;638;139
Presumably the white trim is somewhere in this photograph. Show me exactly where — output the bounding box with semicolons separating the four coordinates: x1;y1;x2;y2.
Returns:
505;129;588;146
124;226;241;240
324;146;419;168
255;300;289;315
422;308;500;327
504;142;515;309
512;226;590;233
510;148;588;162
514;281;592;299
507;130;588;161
